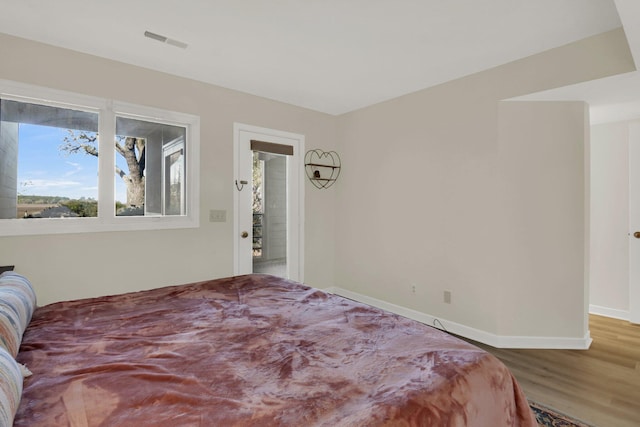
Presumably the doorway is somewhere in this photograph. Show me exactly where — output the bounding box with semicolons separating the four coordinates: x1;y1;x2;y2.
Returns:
590;120;640;324
233;123;304;281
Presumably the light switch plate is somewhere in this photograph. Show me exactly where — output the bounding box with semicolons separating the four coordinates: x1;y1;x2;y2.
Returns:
444;290;452;304
209;209;226;222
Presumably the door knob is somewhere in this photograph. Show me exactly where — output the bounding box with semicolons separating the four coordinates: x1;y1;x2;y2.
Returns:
241;231;249;238
634;232;640;239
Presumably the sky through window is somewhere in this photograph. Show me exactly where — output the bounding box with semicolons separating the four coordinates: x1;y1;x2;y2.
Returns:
17;124;127;202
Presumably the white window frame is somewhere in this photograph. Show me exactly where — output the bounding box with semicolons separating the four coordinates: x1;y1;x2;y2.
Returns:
161;136;186;216
0;80;200;236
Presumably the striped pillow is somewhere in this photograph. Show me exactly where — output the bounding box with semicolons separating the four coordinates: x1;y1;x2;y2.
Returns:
0;273;37;357
0;346;22;426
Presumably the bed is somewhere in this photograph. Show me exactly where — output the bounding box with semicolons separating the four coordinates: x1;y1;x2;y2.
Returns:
0;272;536;426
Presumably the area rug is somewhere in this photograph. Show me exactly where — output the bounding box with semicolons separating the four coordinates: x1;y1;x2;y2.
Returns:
530;401;593;427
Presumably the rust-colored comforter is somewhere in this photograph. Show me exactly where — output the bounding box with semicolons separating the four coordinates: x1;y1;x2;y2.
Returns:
15;274;536;426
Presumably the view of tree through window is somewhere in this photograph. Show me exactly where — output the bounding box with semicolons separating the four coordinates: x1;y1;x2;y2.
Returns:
115;117;186;216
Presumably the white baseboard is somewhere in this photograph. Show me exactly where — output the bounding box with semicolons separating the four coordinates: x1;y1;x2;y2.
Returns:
324;286;591;350
589;304;630;321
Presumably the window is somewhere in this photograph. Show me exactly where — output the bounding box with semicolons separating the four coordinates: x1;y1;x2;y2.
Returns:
252;151;264;258
0;99;99;219
114;116;186;217
0;80;200;236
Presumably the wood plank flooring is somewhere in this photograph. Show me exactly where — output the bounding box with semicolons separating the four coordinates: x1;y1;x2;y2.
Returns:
466;315;640;427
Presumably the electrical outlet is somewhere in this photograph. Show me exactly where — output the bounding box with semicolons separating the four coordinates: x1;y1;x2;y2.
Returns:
209;209;226;222
411;284;416;294
444;290;452;304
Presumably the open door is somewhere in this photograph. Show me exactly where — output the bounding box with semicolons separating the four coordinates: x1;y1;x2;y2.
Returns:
233;123;304;281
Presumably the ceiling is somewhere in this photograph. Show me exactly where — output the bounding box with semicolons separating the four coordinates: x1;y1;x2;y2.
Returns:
0;0;635;117
511;1;640;125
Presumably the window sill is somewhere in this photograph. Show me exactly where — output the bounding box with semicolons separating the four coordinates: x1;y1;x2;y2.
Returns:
0;214;200;237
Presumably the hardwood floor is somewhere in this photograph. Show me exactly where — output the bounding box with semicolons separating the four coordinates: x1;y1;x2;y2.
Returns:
467;315;640;427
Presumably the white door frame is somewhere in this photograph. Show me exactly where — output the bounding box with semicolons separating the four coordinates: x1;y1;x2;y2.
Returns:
629;123;640;324
233;123;305;281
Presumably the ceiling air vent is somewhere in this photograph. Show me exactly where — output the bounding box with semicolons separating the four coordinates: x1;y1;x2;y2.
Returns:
144;31;188;49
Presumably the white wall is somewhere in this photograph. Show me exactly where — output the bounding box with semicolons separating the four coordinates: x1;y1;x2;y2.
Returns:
334;28;634;345
0;28;636;346
497;101;589;338
590;121;632;318
0;33;338;304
